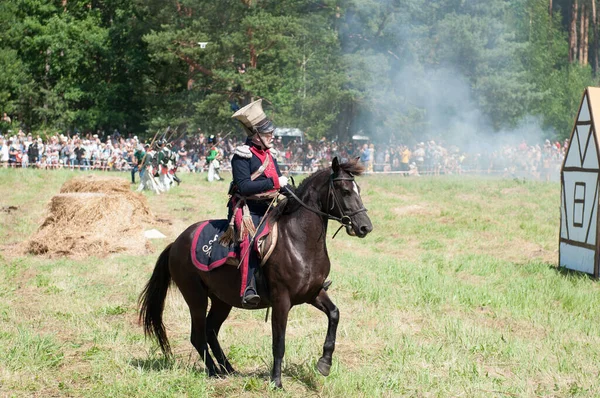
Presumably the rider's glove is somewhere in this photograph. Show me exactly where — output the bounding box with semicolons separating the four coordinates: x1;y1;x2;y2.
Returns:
278;176;288;188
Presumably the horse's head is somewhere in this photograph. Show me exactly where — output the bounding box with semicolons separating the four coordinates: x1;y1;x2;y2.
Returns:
328;157;373;238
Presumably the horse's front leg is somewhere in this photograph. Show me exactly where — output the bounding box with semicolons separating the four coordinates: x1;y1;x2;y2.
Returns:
270;295;291;388
310;289;339;376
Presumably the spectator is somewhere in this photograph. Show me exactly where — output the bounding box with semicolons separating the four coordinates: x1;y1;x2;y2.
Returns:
0;137;7;167
8;140;19;167
359;144;370;168
74;141;86;170
28;138;40;166
400;145;411;176
304;143;315;171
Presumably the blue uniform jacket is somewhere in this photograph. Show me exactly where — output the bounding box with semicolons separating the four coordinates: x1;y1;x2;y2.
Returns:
229;139;282;216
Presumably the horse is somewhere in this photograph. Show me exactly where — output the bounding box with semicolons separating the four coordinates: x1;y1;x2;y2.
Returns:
138;157;373;388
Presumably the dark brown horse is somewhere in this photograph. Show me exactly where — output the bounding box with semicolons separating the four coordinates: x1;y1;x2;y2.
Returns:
139;157;373;388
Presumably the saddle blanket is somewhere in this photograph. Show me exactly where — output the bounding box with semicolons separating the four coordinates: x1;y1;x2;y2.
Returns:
190;219;274;272
191;220;237;271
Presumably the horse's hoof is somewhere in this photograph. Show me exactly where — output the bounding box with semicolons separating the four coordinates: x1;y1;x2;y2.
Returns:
316;357;331;376
269;380;283;389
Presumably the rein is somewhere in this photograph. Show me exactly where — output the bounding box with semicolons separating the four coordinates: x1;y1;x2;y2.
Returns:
282;174;367;238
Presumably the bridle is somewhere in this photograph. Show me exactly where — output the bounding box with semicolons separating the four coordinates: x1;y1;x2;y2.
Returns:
282;172;368;238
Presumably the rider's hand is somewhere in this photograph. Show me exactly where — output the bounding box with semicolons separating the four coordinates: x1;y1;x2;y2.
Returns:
278;176;288;187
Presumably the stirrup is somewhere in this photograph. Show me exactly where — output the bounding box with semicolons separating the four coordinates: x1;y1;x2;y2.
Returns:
242;289;260;309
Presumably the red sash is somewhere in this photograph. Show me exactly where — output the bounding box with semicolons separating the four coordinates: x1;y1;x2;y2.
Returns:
249;147;280;190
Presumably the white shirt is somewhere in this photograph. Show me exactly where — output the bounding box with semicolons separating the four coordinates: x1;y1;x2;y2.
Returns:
0;144;8;161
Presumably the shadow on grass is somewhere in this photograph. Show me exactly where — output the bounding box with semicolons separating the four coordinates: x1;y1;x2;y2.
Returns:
285;362;322;392
219;362;323;392
549;264;597;281
129;357;176;371
130;356;324;391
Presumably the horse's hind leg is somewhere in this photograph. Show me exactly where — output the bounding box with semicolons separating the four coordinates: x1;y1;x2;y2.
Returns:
310;289;339;377
189;300;220;376
206;295;235;374
176;277;219;376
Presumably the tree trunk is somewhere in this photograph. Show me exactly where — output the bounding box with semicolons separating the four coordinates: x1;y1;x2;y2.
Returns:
570;0;579;63
549;0;553;16
187;65;194;90
580;3;587;65
584;4;590;66
592;0;599;74
248;28;257;68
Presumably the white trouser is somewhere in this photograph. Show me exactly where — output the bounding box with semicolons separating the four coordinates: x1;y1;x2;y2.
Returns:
137;167;162;194
159;172;172;191
207;160;221;182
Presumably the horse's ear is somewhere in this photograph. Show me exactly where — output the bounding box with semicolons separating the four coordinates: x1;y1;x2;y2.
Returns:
332;157;340;174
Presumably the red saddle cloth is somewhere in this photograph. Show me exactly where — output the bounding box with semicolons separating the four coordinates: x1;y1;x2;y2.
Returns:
190;220;237;271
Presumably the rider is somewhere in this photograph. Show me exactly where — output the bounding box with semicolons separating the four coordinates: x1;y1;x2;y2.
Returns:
228;99;288;308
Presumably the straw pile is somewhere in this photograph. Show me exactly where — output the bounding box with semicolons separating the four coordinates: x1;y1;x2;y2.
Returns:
59;175;153;222
60;175;130;194
28;176;154;257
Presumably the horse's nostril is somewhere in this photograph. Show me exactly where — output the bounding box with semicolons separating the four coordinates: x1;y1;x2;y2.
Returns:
360;225;371;234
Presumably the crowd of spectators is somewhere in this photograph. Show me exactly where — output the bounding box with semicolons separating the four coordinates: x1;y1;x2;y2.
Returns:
0;126;568;181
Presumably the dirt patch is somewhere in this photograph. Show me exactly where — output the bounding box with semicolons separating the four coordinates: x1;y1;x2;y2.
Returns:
1;205;18;213
475;235;556;265
455;193;484;203
501;187;529;196
393;205;439;217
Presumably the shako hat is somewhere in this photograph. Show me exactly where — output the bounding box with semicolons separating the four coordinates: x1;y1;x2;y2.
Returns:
231;99;274;136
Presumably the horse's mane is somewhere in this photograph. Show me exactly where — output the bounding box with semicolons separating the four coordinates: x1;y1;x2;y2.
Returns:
268;158;365;222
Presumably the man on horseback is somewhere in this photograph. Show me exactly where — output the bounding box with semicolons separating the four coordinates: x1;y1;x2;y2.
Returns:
228;99;288;308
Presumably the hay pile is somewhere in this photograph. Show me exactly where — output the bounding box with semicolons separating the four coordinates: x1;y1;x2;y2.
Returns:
28;176;154;257
59;175;153;222
60;175;131;194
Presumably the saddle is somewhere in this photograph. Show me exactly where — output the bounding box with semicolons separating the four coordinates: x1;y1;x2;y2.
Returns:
256;222;278;266
190;219;278;271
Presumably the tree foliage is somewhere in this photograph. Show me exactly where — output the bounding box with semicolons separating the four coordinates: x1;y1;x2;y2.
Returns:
0;0;597;141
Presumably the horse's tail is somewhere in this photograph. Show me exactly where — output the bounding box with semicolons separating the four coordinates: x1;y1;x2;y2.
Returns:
138;243;173;356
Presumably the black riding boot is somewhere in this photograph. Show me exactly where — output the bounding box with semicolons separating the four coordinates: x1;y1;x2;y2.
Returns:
173;174;181;186
242;253;260;308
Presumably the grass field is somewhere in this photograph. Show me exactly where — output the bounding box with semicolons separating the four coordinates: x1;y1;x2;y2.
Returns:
1;168;599;397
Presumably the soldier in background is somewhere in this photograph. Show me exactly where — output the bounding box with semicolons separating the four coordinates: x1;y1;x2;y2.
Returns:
155;139;174;191
206;135;222;182
137;143;161;194
132;143;146;184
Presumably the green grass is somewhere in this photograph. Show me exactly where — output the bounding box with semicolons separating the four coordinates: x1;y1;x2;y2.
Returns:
1;168;598;397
